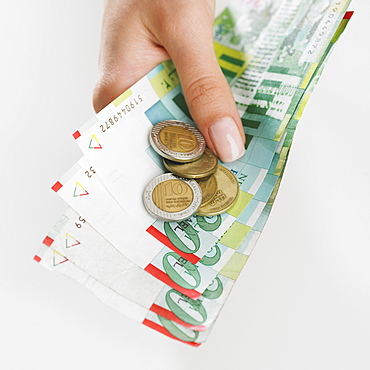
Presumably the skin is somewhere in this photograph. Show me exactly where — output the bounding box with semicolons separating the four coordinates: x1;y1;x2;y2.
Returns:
93;0;246;162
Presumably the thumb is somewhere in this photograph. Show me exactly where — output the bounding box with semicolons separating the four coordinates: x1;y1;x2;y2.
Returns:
161;20;245;162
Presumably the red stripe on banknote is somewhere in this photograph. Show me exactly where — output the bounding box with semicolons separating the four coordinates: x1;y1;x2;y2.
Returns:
42;236;54;247
149;304;207;331
51;181;63;192
33;255;41;263
144;264;201;299
146;226;200;264
343;11;354;19
142;319;201;347
72;131;81;139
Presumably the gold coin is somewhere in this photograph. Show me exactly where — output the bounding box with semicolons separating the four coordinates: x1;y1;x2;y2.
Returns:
150;120;205;162
163;148;218;179
196;174;218;206
196;165;239;216
152;179;194;213
159;125;197;153
143;173;202;221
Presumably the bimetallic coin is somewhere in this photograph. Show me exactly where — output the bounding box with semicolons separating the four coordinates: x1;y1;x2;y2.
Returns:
196;165;239;216
163;148;218;179
196;174;218;207
143;173;202;221
150;120;206;162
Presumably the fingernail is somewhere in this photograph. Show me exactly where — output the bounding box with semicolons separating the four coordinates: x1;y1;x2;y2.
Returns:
208;117;245;162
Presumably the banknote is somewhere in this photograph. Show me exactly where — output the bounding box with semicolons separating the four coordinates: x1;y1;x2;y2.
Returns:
37;0;353;345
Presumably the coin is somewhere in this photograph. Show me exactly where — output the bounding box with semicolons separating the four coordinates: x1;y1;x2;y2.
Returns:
150;120;206;162
196;174;218;206
196;165;239;216
143;173;202;221
163;148;218;179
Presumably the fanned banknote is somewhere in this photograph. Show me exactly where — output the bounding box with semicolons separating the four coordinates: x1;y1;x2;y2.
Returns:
35;0;353;345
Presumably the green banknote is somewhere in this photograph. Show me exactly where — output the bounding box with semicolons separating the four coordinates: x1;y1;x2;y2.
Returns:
143;21;353;344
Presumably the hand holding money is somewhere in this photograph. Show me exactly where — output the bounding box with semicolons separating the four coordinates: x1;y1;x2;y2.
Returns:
35;0;354;346
93;0;246;162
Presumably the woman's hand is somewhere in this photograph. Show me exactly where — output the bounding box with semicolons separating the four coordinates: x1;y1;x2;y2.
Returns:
93;0;245;162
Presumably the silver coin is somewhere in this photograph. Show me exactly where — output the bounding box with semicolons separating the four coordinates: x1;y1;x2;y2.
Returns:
143;173;202;221
149;120;206;162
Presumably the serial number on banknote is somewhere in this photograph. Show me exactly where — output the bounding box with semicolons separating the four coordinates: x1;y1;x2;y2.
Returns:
100;94;143;133
307;3;342;55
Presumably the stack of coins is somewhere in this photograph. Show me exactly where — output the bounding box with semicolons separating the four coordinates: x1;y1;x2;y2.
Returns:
143;120;239;221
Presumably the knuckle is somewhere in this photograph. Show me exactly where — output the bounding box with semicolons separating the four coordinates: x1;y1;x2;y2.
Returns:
185;75;224;109
92;74;119;113
92;84;107;113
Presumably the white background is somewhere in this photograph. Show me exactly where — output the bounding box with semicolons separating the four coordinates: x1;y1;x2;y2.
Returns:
1;1;369;369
